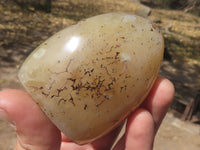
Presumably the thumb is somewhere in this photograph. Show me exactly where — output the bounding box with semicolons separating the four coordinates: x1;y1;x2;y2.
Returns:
0;89;61;150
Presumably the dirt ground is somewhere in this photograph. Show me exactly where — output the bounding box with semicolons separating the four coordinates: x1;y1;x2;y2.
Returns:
154;112;200;150
0;0;200;149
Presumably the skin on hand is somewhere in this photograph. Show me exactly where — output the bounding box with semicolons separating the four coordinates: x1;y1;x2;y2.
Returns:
0;77;174;150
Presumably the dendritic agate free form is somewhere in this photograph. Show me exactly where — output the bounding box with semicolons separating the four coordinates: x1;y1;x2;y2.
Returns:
18;13;164;144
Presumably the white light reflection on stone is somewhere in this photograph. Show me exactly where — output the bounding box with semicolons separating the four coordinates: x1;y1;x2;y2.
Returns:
64;36;80;53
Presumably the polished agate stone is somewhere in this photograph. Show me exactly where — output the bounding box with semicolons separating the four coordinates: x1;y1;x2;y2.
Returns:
18;13;164;144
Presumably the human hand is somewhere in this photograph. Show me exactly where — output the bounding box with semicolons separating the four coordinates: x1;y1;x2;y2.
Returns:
0;77;174;150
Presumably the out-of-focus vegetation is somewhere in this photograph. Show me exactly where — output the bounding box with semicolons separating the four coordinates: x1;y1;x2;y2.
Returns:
145;0;200;15
0;1;200;150
13;0;52;13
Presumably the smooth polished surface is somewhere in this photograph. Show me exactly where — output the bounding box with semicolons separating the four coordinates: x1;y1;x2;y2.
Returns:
18;13;164;144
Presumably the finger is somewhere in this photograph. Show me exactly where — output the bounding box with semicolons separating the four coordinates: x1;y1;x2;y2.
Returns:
0;89;61;150
91;122;124;150
142;77;174;131
113;108;155;150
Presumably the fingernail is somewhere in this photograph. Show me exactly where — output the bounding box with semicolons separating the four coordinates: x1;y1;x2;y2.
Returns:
0;108;16;129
